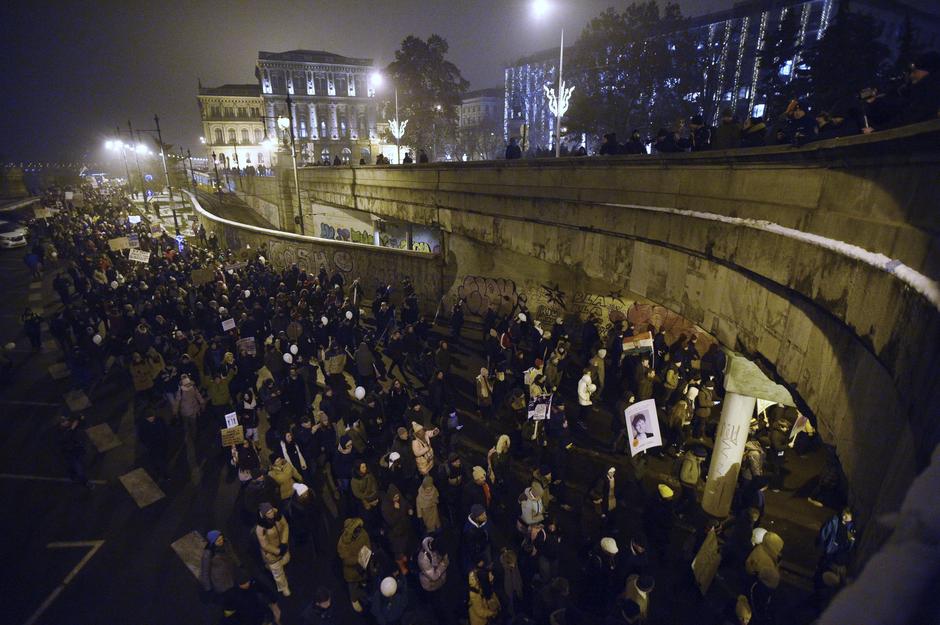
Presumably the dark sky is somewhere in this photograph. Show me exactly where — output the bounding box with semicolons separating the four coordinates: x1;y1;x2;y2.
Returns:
1;0;932;162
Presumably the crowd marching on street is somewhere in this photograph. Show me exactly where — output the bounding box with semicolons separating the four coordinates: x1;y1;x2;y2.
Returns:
13;183;858;625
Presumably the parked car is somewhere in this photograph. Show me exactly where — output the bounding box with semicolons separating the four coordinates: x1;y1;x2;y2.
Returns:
0;221;28;249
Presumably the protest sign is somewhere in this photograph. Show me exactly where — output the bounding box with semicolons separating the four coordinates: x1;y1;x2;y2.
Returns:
624;399;663;456
34;207;52;219
622;331;654;357
527;393;553;421
128;215;142;224
224;412;239;429
190;268;214;286
150;223;163;235
64;191;74;200
221;318;236;332
108;236;130;251
236;337;257;356
128;249;151;263
692;528;720;595
128;233;140;248
220;425;244;447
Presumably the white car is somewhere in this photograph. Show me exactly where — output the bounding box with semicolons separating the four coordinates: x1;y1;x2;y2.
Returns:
0;220;28;249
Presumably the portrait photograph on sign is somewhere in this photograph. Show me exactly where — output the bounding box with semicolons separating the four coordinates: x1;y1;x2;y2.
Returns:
624;399;663;456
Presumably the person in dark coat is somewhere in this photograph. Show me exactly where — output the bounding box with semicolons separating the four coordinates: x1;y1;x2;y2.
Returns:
505;137;522;160
58;413;91;487
302;586;337;625
711;108;741;149
380;483;416;573
622;130;646;154
137;411;170;480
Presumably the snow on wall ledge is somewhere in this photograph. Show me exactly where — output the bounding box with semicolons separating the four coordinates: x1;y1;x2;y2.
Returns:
601;202;940;313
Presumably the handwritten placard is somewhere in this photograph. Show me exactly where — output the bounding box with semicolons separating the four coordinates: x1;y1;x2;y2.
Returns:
221;318;236;332
128;249;151;263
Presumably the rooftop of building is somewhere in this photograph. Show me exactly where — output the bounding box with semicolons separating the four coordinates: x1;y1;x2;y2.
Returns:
257;49;374;67
197;84;261;97
463;87;504;101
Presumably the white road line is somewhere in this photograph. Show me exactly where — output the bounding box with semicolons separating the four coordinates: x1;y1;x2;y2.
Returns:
63;389;91;411
0;473;107;485
27;293;42;302
85;423;122;453
30;282;42;290
48;363;71;379
23;540;105;625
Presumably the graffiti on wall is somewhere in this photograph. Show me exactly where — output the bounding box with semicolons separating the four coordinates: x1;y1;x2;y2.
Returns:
320;222;373;245
456;276;527;316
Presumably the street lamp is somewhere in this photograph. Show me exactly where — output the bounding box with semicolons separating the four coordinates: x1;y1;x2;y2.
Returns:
211;151;223;204
370;72;407;165
532;0;574;158
278;96;305;234
105;138;133;196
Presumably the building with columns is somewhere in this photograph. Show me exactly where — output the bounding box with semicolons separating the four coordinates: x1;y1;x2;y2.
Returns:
197;84;273;171
255;50;381;165
458;87;504;160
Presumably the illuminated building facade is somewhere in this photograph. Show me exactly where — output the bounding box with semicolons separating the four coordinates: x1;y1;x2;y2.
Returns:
505;0;940;145
197;84;271;170
256;50;381;165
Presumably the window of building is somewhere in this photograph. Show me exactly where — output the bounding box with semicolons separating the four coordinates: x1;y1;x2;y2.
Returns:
321;148;331;163
224;106;233;117
338;110;348;137
210;106;221;117
250;107;260;118
254;129;263;143
299;120;307;138
241;129;250;144
271;71;286;94
258;152;264;165
227;128;237;143
752;103;766;118
341;147;351;164
238;107;247;118
214;128;223;144
335;75;347;97
314;73;327;95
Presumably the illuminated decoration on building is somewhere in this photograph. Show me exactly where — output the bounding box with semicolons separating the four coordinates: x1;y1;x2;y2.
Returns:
543;81;574;118
388;118;408;141
748;11;770;115
818;0;834;39
730;16;750;112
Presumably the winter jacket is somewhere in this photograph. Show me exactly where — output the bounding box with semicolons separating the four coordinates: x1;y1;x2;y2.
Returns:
577;373;596;406
256;515;289;564
416;481;442;532
129;359;157;391
174;383;206;418
745;531;783;589
468;570;501;625
269;461;303;500
519;489;545;526
417;537;449;591
412;429;438;476
370;577;408;625
679;450;705;486
381;484;415;556
199;544;239;593
667;398;692;429
204;370;235;407
336;518;370;583
741;441;765;481
351;472;379;509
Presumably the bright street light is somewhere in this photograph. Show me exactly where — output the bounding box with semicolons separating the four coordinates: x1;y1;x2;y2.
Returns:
531;0;552;19
369;71;384;88
199;136;206;144
105;140;115;150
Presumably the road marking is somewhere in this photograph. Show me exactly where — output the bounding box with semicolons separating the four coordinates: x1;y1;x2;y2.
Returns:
0;473;106;485
28;292;42;303
41;339;59;353
30;282;42;290
23;540;105;625
48;362;71;379
85;423;122;453
171;531;207;579
0;399;60;407
118;467;165;507
63;389;91;411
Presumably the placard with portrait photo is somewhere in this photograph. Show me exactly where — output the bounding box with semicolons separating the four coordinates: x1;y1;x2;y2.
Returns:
624;399;663;456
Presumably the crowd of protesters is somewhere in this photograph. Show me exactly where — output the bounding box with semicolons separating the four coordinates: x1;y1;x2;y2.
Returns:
15;182;858;625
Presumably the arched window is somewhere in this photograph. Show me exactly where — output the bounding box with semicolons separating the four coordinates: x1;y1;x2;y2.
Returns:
214;128;223;144
320;148;330;163
360;147;371;161
254;129;263;143
341;147;352;164
241;129;250;144
227;128;236;144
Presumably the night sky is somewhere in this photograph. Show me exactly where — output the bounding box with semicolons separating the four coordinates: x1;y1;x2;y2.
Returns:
1;0;932;163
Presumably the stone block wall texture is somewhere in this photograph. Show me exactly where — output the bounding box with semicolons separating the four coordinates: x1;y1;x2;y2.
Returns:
241;121;940;561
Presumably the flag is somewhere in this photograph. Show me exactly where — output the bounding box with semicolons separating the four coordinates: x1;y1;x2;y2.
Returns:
622;331;654;356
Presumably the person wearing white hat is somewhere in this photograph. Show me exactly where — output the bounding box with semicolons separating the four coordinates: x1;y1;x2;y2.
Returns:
371;575;408;624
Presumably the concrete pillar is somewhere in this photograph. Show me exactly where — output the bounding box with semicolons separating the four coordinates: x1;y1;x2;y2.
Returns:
407;224;414;251
329;105;339;140
309;106;319;140
702;392;756;517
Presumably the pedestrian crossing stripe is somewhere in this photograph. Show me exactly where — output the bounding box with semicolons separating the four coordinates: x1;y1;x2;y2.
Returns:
64;389;91;411
119;468;165;508
171;531;207;579
85;423;122;453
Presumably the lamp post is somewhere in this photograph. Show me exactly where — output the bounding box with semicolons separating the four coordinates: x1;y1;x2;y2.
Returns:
186;149;196;191
106;134;133;197
278;96;305;235
152;115;180;235
370;72;407;164
532;0;574;158
127;121;148;208
230;138;243;190
211;151;223;205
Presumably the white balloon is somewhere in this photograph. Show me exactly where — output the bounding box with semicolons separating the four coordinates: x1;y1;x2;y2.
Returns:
345;310;353;320
92;334;103;345
110;281;118;289
354;386;366;400
4;342;15;351
283;353;293;364
320;316;328;326
289;344;298;355
518;313;527;322
243;290;251;298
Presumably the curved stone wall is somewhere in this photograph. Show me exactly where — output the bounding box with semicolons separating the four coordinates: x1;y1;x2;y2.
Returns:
244;124;940;559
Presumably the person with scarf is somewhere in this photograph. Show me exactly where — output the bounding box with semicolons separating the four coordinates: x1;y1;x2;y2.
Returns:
279;429;310;482
255;502;291;597
415;475;442;533
380;483;416;574
199;530;243;598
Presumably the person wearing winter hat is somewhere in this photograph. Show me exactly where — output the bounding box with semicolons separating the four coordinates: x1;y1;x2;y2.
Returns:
411;421;440;476
255;502;291;596
465;465;492;514
371;575;408;625
416;474;442;533
519;482;545;526
199;530;241;596
746;530;783;615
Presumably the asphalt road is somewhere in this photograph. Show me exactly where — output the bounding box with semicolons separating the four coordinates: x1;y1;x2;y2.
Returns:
0;200;835;625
